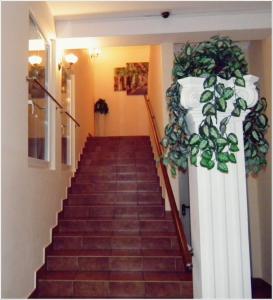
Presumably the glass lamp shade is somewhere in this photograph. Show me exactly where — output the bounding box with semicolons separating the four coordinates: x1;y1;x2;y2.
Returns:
64;53;78;64
28;55;42;65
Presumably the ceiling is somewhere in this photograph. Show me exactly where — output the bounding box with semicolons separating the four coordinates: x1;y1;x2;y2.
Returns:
48;1;271;20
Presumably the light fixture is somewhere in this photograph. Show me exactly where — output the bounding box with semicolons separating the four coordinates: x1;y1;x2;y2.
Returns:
89;47;101;58
64;53;78;65
28;55;42;66
58;53;78;71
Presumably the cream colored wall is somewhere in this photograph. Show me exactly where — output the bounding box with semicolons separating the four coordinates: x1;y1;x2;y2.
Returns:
2;2;87;298
68;49;94;162
148;43;185;214
92;45;149;136
247;37;272;284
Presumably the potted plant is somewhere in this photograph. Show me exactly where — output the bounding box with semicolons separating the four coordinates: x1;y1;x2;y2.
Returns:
94;98;109;136
162;36;269;175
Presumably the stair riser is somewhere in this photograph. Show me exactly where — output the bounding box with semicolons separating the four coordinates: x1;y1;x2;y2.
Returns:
77;165;157;173
67;192;163;203
61;206;165;219
73;174;159;182
69;183;161;193
58;220;176;233
52;236;179;251
36;280;193;298
46;256;185;272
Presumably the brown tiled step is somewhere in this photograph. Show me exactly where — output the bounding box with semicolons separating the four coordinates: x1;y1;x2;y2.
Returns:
35;270;192;298
52;233;179;250
60;205;165;219
77;164;157;174
68;182;161;193
80;153;154;160
66;192;164;205
73;173;159;183
74;170;158;180
57;219;176;233
46;252;185;272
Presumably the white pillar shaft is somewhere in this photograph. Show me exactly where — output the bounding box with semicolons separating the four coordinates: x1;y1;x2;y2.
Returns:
179;75;258;298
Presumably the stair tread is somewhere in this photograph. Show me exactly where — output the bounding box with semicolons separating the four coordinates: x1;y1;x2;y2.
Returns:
53;231;176;237
46;249;181;257
38;270;191;282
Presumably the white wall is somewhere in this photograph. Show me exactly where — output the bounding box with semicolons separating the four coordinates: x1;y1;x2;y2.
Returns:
1;2;85;298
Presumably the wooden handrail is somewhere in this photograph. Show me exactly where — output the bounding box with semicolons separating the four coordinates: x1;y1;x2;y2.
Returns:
144;95;192;271
26;77;80;127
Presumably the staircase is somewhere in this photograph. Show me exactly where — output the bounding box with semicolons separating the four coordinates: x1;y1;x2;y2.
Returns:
31;136;193;298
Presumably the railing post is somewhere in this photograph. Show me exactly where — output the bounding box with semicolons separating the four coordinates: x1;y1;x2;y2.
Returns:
179;76;258;298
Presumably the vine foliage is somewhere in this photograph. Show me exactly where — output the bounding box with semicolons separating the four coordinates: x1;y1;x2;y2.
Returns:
162;36;269;175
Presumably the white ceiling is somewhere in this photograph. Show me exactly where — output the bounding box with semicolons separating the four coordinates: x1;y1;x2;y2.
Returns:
48;1;271;20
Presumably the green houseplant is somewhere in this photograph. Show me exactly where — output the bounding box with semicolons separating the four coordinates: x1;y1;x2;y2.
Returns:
94;98;109;114
162;36;269;175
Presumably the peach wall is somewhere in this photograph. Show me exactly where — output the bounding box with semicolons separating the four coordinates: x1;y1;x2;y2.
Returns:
1;3;90;298
68;49;94;162
91;45;150;136
248;36;272;284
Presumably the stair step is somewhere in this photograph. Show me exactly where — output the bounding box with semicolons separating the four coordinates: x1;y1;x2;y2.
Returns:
58;219;176;233
68;182;161;193
66;191;164;205
35;270;192;298
60;205;165;219
52;234;179;250
46;254;185;272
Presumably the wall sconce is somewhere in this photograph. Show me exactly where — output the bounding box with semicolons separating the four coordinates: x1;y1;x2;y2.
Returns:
58;53;78;71
89;47;101;58
28;55;42;66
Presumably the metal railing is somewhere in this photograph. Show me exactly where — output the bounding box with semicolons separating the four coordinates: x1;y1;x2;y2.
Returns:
144;95;192;271
26;77;80;127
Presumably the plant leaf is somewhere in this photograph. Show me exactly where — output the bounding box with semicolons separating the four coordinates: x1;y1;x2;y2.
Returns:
229;153;237;163
203;75;217;89
215;83;225;96
228;133;238;144
232;107;241;117
223;87;234;100
199;139;208;150
189;133;200;145
230;144;239;152
237;97;247;110
251;130;260;142
218;152;229;163
217;162;228;173
190;155;197;166
217;137;228;146
202;103;216;116
218;97;227;111
200;90;213;103
235;77;245;87
234;69;243;78
202;150;213;160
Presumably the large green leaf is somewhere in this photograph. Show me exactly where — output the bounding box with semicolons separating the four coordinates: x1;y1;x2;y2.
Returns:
223;87;234;100
200;90;213;103
235;77;245;87
190;155;197;166
215;83;225;96
203;75;217;89
229;153;237;163
217;152;229;163
210;126;219;139
228;133;238;145
257;114;268;128
237;97;247;110
202;103;216;116
199;139;208;150
234;69;243;78
218;97;227;112
217;162;228;173
189;133;200;145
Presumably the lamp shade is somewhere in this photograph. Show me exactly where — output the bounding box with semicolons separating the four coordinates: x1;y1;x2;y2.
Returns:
64;53;78;64
28;55;42;65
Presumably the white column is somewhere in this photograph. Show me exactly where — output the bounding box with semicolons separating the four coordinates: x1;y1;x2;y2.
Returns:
179;75;258;298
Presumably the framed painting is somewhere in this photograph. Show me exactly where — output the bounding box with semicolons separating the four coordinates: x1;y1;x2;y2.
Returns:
126;62;149;95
